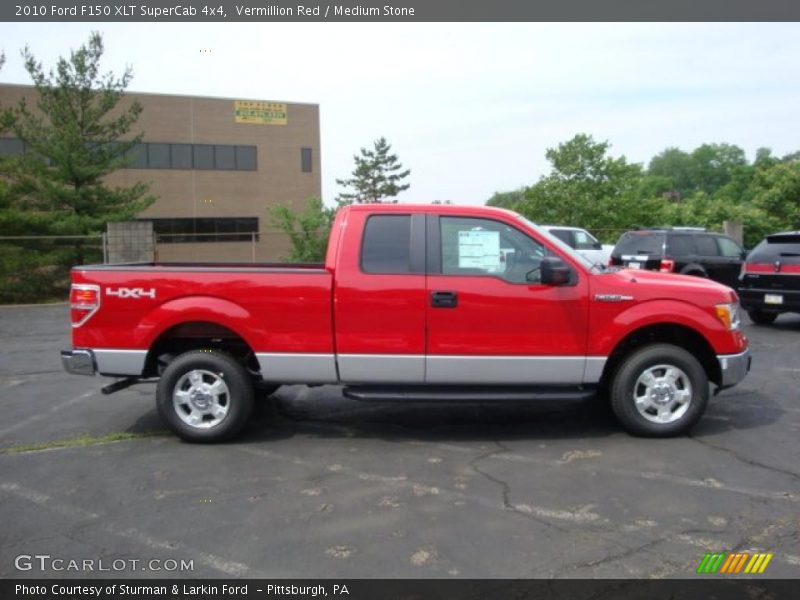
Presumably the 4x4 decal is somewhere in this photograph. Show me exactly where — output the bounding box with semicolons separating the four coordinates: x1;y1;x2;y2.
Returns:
106;287;156;299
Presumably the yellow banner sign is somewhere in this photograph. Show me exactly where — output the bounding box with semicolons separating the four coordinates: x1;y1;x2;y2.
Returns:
234;100;287;125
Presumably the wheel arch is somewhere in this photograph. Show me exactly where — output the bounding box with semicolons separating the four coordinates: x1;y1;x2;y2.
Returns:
143;320;259;378
600;323;721;388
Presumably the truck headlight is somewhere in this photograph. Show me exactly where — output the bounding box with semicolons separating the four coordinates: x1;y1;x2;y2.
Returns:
715;302;741;331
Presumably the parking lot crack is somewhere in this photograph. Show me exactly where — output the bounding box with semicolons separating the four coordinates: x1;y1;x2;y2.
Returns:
549;536;666;578
469;441;569;533
689;435;800;482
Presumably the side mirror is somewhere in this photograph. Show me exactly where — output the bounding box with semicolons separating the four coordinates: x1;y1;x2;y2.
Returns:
540;256;573;286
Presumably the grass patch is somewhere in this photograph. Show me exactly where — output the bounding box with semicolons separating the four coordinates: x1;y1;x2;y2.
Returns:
1;431;166;454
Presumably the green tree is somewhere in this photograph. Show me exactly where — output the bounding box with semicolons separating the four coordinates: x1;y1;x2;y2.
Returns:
486;187;526;209
647;147;694;198
0;33;153;302
519;134;647;238
271;198;333;263
336;137;410;204
749;162;800;234
648;143;747;197
2;32;153;230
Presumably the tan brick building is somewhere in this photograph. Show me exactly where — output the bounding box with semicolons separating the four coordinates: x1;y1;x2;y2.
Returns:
0;84;321;261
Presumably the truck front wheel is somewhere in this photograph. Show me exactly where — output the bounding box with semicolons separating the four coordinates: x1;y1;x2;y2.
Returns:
610;344;708;437
156;350;254;443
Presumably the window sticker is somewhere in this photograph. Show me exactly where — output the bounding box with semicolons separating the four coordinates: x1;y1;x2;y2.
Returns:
458;230;501;270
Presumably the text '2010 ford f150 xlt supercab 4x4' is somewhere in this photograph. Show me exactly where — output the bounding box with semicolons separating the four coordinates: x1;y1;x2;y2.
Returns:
62;204;751;442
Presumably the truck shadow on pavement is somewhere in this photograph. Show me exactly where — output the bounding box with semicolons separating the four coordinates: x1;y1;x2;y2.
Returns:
202;384;783;445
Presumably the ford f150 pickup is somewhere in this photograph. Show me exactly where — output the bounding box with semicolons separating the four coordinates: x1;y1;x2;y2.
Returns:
62;204;751;442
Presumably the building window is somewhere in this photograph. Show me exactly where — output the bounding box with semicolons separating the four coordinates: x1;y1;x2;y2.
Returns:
171;143;193;169
147;143;170;169
147;217;259;244
301;147;312;173
127;143;148;168
0;137;25;155
1;137;258;171
193;144;214;170
214;145;236;170
235;145;256;170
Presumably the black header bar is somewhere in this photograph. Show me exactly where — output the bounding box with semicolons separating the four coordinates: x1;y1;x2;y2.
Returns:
3;579;800;600
3;0;800;22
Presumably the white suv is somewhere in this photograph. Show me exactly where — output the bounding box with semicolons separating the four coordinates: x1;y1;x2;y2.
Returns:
541;225;613;266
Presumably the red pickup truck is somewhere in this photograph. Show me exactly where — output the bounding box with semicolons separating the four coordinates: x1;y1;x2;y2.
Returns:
62;204;751;442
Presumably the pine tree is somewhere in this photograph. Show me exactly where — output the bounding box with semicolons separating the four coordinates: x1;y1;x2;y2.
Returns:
2;32;153;233
335;137;410;204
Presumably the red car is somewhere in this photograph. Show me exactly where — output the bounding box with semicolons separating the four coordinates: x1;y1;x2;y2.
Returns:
62;204;751;442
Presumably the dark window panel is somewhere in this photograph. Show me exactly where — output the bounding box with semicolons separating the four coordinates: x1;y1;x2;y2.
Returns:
145;217;258;244
361;215;412;274
695;235;719;257
170;144;192;169
126;143;148;168
0;138;25;155
235;145;257;170
214;145;236;170
301;147;313;173
147;143;170;169
193;144;214;170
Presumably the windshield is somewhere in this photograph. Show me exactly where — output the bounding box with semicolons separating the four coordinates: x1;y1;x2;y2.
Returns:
517;216;597;270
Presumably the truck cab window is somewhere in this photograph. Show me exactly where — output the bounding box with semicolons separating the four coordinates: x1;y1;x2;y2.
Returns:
361;215;412;274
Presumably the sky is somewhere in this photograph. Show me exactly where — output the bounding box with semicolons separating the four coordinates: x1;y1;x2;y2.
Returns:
1;22;799;206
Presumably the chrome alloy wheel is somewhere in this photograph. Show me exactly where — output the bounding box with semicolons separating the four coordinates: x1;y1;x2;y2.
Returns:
172;369;230;429
633;364;692;424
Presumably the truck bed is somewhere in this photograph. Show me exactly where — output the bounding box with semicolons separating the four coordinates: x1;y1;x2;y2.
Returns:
70;262;335;359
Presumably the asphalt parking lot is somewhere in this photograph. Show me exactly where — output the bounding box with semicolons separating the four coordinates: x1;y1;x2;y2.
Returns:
1;304;798;579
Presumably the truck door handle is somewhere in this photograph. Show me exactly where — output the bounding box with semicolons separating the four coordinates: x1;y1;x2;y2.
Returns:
431;290;458;308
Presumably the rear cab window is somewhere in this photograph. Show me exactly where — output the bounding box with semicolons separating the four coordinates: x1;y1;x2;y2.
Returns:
361;215;412;273
548;229;573;247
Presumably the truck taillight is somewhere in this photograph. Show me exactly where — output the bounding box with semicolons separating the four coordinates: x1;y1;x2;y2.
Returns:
70;284;101;327
659;259;675;273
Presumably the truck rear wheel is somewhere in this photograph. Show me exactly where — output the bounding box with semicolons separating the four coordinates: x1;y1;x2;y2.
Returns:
156;350;254;443
610;344;708;437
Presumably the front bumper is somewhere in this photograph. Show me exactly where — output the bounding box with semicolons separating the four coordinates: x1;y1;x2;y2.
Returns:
61;349;96;376
717;348;751;389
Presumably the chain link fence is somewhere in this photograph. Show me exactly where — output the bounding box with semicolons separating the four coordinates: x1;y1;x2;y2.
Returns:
0;229;294;304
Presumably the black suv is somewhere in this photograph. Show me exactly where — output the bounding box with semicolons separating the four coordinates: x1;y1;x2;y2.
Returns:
609;228;745;289
738;231;800;324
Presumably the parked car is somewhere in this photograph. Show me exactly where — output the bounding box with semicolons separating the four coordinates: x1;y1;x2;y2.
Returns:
62;204;750;442
541;225;613;266
738;231;800;324
609;227;746;289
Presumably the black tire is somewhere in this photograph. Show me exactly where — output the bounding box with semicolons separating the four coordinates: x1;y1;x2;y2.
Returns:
748;309;777;325
610;344;708;437
156;350;254;443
